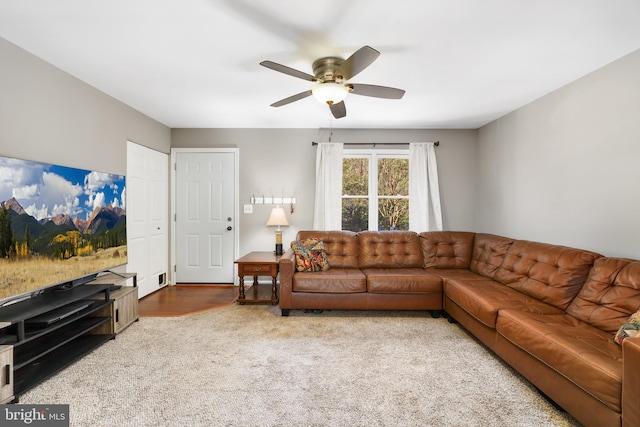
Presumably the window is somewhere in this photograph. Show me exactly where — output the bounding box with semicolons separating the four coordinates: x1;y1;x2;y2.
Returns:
342;149;409;231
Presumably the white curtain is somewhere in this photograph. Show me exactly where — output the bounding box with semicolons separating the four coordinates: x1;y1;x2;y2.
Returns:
409;142;443;231
312;142;343;230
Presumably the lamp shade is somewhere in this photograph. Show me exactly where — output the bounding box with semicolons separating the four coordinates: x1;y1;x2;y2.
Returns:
266;207;289;255
265;207;289;228
312;82;349;105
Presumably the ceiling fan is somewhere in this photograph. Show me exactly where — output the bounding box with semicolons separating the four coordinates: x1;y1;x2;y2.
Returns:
260;46;405;119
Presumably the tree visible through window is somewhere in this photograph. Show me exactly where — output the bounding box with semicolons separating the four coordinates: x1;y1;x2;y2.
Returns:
342;150;409;231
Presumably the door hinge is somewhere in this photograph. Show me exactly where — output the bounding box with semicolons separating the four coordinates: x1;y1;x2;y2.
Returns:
174;265;177;272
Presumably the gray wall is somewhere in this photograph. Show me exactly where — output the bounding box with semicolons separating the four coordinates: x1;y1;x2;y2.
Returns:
476;48;640;258
171;128;478;255
0;37;171;174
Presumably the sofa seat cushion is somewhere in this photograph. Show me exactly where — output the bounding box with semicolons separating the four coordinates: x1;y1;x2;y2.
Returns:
292;268;366;293
361;268;442;293
497;309;622;412
427;268;489;282
445;278;562;328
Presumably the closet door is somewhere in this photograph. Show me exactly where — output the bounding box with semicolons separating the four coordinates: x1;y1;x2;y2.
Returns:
127;141;169;298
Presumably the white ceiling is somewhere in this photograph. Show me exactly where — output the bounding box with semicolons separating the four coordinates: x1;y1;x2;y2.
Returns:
0;0;639;129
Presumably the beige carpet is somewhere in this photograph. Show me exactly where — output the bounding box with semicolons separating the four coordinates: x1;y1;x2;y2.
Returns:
19;305;580;427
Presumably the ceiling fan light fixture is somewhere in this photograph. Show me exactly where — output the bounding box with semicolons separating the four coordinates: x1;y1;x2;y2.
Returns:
312;82;349;105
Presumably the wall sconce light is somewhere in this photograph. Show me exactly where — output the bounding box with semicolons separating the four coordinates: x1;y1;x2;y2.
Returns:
265;206;289;255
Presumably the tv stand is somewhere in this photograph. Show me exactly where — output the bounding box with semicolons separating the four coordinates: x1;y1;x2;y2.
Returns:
0;284;114;401
102;270;137;286
88;272;138;334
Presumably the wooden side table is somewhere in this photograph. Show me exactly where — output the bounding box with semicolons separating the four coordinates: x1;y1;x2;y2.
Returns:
235;251;281;305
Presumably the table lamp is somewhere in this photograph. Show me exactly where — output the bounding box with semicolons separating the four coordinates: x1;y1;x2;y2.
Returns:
265;206;289;255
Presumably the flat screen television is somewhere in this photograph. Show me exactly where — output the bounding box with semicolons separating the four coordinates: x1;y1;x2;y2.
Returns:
0;154;126;306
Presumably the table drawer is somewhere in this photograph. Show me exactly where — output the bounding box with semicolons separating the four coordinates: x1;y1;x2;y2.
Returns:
241;264;275;274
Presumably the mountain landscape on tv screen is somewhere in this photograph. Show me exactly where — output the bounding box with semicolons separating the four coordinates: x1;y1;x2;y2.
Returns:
0;156;127;301
0;197;127;301
1;197;126;259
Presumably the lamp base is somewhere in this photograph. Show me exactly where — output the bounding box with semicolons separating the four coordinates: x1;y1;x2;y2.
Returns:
275;243;283;256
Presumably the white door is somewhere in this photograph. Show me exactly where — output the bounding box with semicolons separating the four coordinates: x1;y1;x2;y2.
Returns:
174;151;236;283
127;141;169;298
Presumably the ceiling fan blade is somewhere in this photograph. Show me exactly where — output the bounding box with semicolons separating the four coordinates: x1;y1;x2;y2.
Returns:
270;90;312;107
329;101;346;119
335;46;380;81
349;83;405;99
260;60;315;81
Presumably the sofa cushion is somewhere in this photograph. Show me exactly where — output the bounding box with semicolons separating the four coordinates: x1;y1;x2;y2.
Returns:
292;268;366;293
445;278;562;328
361;268;442;293
291;238;330;272
494;240;601;311
419;231;474;269
496;309;622;412
297;230;359;269
469;233;514;279
567;257;640;334
427;269;489;282
358;231;423;269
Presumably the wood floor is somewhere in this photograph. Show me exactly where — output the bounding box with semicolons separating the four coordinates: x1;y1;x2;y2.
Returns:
138;284;238;317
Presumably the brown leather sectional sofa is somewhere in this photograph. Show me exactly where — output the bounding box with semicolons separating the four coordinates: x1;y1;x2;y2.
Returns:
278;230;640;427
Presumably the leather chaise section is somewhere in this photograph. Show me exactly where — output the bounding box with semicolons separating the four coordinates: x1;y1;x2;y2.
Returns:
496;309;622;412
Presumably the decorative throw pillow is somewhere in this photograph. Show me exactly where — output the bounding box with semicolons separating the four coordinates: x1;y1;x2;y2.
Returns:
614;309;640;345
291;238;330;272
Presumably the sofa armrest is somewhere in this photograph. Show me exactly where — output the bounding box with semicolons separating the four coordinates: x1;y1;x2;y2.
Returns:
279;249;295;308
623;337;640;427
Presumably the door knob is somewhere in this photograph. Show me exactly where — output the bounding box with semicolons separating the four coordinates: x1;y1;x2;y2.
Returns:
227;226;232;231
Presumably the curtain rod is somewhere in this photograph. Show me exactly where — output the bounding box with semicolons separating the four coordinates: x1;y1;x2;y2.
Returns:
311;141;439;147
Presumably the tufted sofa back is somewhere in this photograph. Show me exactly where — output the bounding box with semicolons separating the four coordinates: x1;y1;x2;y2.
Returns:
469;233;515;279
494;240;602;311
296;230;359;268
419;231;475;269
566;257;640;333
358;231;423;269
